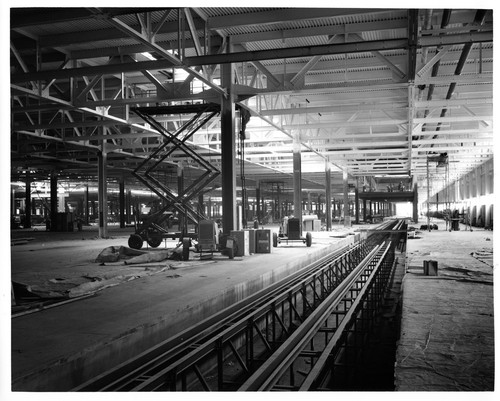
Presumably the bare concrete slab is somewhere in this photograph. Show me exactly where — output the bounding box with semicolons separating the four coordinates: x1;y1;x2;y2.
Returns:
10;225;359;391
395;220;494;391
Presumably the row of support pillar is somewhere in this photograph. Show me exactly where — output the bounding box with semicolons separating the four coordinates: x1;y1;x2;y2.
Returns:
21;175;393;233
18;163;399;234
14;38;353;235
16;40;401;235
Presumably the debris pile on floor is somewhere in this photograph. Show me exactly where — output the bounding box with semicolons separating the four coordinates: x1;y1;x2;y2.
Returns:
470;248;494;267
11;237;35;246
95;245;183;264
12;244;217;315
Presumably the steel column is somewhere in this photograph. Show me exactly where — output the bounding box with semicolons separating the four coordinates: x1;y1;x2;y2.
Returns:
98;143;108;238
354;187;359;224
24;171;31;229
413;182;419;223
293;132;302;225
343;171;349;227
255;180;261;224
221;43;237;234
126;189;131;225
50;172;58;232
177;162;185;234
325;162;332;231
85;185;89;225
119;179;125;229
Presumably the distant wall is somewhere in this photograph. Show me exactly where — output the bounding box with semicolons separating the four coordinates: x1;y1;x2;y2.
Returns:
427;158;493;228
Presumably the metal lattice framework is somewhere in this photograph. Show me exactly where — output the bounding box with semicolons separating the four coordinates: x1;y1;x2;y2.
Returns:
10;7;494;202
131;104;220;233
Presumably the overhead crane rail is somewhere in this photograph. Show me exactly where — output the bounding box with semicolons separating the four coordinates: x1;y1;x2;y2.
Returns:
73;220;405;392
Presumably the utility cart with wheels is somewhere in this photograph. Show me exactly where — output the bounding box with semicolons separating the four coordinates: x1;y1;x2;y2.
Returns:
273;217;312;248
181;220;238;261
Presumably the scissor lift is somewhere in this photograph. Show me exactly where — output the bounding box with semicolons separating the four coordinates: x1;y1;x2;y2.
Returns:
127;103;221;250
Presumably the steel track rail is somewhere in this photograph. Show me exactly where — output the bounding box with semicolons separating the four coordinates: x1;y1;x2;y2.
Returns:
303;242;397;390
72;238;362;391
74;221;404;392
237;244;388;391
128;240;370;391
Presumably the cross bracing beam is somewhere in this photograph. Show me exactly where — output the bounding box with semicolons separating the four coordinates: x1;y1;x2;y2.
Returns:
259;102;408;116
414;98;492;108
412;145;491;153
413;115;492;124
69;37;224;61
323;148;409;156
186;39;409;66
11;39;410;83
94;10;226;98
11;84;161;135
237;103;345;174
414;73;492;85
281;119;407;130
262;46;491;76
418;30;492;47
413;138;492;146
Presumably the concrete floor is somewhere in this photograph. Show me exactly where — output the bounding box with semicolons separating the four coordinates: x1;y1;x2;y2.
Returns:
6;220;497;393
395;219;495;391
9;224;359;391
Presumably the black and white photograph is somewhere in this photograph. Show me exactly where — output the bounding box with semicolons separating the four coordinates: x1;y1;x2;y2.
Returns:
2;1;497;398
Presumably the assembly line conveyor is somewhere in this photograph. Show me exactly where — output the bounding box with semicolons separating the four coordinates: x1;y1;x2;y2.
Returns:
73;219;406;391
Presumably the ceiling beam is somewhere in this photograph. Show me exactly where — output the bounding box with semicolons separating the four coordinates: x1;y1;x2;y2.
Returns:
11;38;409;83
260;102;408;116
413;115;491;124
418;30;492;47
282;119;407;130
414;98;492;108
415;73;493;85
349;33;406;79
185;39;409;66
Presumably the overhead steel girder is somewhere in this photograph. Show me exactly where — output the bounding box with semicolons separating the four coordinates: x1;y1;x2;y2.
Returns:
407;9;419;81
10;32;493;85
10;39;404;83
186;39;409;66
181;31;491;65
419;30;492;47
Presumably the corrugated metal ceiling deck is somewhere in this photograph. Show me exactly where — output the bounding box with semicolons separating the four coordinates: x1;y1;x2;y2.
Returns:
9;7;494;199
